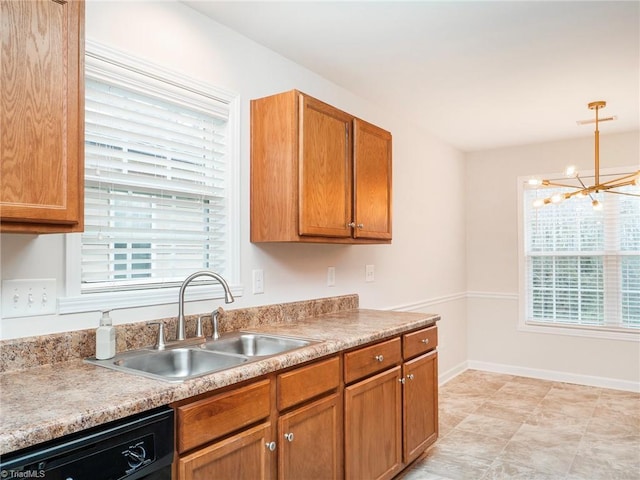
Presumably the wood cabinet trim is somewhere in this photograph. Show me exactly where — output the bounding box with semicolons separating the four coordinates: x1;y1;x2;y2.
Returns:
176;379;271;453
177;422;273;480
277;356;340;411
344;366;403;480
403;350;439;463
403;325;438;360
344;337;401;384
353;118;392;240
1;0;85;233
298;94;354;238
277;393;342;480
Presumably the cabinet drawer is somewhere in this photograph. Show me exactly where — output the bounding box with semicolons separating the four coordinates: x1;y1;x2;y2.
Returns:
344;337;401;384
403;326;438;360
277;356;340;411
176;379;271;453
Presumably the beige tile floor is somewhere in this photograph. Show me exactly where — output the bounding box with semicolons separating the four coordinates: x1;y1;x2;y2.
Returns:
398;370;640;480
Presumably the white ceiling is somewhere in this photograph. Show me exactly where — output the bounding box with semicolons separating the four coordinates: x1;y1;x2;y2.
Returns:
183;0;639;152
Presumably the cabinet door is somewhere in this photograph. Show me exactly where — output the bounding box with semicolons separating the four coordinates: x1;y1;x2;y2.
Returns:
299;94;353;238
344;366;402;480
353;119;392;240
1;0;84;233
177;422;274;480
278;393;341;480
403;350;438;463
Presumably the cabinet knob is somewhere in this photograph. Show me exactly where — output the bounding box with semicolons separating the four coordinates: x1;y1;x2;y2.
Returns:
407;374;415;381
265;441;276;452
374;354;384;362
399;377;406;384
357;223;364;229
421;338;430;344
284;432;294;442
347;222;356;228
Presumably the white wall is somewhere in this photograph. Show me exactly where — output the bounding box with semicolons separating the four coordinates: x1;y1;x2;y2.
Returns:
466;131;640;390
0;1;468;378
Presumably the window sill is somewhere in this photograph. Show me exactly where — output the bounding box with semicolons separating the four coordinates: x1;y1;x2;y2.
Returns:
518;321;640;342
58;284;244;314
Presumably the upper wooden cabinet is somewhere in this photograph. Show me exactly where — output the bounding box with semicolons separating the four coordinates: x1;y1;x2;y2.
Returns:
251;90;391;244
1;0;85;233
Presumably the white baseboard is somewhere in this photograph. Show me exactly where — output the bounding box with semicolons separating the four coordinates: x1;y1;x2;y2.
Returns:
438;361;469;386
468;360;640;393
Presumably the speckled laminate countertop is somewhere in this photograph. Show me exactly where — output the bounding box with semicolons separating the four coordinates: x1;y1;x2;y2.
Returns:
0;308;439;456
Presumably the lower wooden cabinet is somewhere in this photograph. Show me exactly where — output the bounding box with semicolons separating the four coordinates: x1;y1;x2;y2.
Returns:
343;325;439;480
278;393;341;480
403;349;438;463
173;326;438;480
174;356;341;480
344;367;403;480
177;422;274;480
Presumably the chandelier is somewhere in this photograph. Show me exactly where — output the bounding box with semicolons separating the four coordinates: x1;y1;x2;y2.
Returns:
529;100;639;210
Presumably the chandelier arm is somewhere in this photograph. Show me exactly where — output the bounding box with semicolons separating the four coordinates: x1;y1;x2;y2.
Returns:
542;181;582;189
576;175;588;190
596;171;640;187
603;190;640;198
596;179;639;191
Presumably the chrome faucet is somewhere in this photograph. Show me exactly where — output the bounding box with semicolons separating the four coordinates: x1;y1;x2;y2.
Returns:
177;271;234;341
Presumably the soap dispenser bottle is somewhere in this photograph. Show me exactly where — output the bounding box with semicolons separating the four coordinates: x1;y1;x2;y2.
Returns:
96;310;116;360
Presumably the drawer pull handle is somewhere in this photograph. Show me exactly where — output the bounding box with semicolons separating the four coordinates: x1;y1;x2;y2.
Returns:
266;441;276;452
407;374;415;380
421;339;430;344
284;432;294;442
374;354;384;362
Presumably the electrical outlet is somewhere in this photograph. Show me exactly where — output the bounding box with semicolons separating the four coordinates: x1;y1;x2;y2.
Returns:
252;269;264;294
1;279;57;318
327;266;336;287
365;264;375;282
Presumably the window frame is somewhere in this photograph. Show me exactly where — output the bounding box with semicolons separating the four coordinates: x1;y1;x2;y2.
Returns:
517;166;640;341
60;40;242;314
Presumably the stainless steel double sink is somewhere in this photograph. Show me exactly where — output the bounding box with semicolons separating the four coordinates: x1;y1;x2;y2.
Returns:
86;332;317;383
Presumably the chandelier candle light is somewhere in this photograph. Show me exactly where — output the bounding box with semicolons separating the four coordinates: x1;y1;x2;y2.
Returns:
529;100;640;210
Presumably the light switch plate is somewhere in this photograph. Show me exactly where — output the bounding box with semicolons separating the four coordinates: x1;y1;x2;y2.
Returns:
252;269;264;294
365;264;375;282
327;266;336;286
1;279;57;318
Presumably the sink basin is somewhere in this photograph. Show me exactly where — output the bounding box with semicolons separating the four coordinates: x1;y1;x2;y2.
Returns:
203;332;314;357
86;332;318;382
88;348;248;382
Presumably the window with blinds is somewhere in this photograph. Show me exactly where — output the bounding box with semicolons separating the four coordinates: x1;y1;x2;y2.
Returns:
523;182;640;332
82;47;234;293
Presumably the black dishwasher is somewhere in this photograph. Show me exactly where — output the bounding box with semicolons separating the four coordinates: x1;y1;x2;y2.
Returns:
0;406;174;480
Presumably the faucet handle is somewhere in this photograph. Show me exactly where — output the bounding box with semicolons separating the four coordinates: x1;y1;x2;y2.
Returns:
147;322;166;350
196;316;205;338
211;307;224;340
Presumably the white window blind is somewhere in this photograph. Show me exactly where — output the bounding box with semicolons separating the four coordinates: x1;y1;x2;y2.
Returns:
523;182;639;332
83;48;232;293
